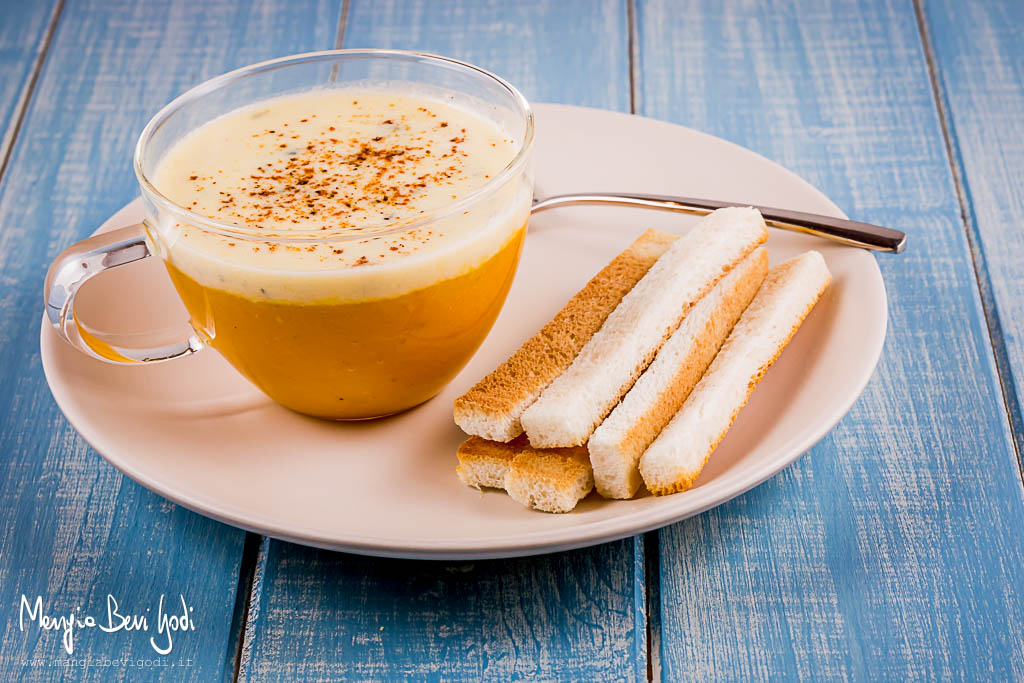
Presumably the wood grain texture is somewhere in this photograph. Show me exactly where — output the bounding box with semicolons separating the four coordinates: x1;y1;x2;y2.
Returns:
635;0;1024;679
0;0;59;175
921;0;1024;466
241;538;647;681
238;2;648;680
0;0;341;680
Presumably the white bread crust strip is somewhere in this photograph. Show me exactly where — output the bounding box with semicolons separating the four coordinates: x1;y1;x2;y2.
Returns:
588;247;769;499
639;251;832;495
455;435;593;513
453;229;678;442
521;207;769;448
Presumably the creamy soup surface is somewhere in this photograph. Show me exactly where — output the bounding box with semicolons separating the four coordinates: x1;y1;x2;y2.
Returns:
151;88;528;302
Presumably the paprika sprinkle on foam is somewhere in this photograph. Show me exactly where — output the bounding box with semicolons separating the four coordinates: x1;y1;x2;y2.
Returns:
150;88;528;303
156;90;515;268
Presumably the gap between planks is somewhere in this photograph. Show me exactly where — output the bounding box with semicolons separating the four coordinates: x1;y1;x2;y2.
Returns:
235;536;272;682
644;530;662;682
0;0;64;186
228;533;264;683
912;0;1024;485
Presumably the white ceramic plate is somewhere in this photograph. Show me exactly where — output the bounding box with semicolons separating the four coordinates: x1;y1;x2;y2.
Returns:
40;103;887;559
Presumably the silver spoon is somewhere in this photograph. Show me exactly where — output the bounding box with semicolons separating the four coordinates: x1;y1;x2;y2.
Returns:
531;192;906;253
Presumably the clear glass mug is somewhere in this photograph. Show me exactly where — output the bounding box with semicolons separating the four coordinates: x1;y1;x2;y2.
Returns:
43;50;535;420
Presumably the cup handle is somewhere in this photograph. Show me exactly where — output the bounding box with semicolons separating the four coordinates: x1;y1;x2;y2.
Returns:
43;223;205;364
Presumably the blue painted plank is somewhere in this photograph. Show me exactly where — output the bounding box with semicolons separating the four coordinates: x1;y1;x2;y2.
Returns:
242;538;647;681
635;0;1024;679
922;0;1024;466
340;0;630;110
238;2;647;680
0;0;59;169
0;0;341;680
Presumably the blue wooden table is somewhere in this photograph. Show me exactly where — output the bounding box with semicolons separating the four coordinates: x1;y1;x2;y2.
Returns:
1;0;1022;679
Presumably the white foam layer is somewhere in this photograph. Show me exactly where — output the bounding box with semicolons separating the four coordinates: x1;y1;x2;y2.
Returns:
150;88;530;302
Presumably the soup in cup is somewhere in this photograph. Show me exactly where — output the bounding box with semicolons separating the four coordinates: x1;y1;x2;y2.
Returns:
44;50;534;419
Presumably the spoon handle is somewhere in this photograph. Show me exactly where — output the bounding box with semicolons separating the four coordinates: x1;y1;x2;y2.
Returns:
531;192;906;253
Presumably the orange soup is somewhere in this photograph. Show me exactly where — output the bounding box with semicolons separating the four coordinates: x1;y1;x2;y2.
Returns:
164;226;524;418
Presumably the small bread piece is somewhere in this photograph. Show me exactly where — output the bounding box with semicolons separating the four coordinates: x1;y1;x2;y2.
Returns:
589;247;769;499
639;251;832;495
455;435;594;513
456;434;529;488
521;207;769;448
504;445;593;513
453;229;677;442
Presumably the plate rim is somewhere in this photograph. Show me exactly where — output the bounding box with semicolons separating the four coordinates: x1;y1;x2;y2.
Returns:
39;102;888;560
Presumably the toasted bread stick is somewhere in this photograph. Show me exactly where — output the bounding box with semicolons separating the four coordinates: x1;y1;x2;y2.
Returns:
588;247;769;499
521;207;769;448
455;435;593;513
453;229;677;442
639;251;832;495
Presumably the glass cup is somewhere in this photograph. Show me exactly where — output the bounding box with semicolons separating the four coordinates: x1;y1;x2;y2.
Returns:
43;50;535;419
